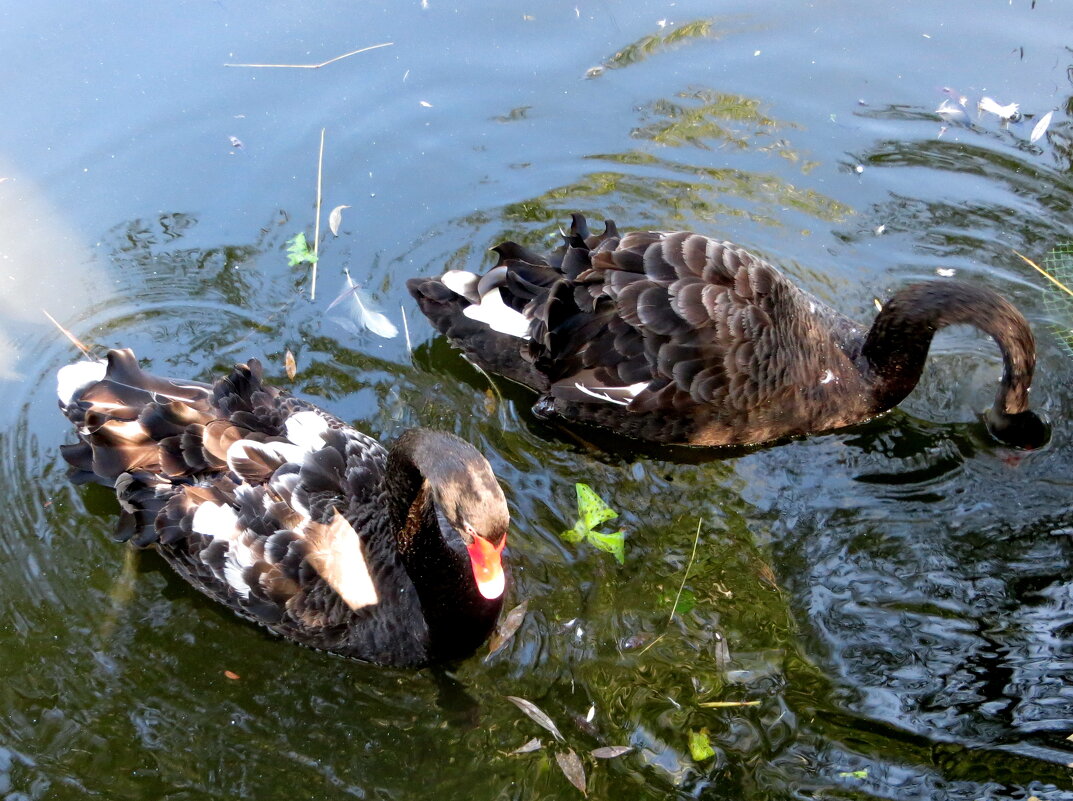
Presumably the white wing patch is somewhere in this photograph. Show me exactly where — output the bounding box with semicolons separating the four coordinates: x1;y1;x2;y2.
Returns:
574;380;649;406
303;511;379;611
284;411;330;452
192;501;239;539
462;288;531;339
190;500;260;600
441;270;480;304
56;359;107;406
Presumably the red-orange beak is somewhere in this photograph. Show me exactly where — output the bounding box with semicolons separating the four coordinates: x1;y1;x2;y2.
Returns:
466;533;506;600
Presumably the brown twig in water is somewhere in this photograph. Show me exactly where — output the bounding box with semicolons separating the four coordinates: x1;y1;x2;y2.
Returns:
224;42;393;69
42;309;94;358
637;518;704;656
311;128;325;301
1013;249;1073;297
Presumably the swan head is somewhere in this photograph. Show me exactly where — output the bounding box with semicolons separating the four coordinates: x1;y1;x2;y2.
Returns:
984;407;1050;450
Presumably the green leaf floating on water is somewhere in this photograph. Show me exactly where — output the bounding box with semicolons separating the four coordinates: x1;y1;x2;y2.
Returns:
838;769;869;779
576;482;618;530
561;483;626;563
665;587;696;615
286;232;318;266
687;729;715;761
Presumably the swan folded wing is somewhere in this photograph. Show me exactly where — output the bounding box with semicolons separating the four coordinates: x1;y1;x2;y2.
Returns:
301;511;379;610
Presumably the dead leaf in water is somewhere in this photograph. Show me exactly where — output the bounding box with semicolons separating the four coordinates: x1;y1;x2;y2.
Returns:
485;600;528;660
328;204;351;236
505;696;564;742
590;745;632;759
284;349;297;380
1030;110;1054;143
511;737;542;755
555;749;587;796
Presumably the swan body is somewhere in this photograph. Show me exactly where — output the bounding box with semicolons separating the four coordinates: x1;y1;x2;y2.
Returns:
408;214;1046;449
58;350;508;667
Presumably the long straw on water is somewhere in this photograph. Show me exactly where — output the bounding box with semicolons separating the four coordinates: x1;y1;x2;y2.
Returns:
42;309;94;358
224;42;393;69
311;128;325;301
637;518;703;656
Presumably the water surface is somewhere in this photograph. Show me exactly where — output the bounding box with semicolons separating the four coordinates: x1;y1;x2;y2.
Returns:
2;1;1073;799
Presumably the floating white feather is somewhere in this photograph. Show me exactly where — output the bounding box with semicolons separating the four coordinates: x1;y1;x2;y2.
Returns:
328;270;399;339
978;96;1020;122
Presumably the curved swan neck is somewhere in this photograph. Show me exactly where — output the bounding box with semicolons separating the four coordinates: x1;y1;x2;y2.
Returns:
385;429;506;659
861;281;1036;415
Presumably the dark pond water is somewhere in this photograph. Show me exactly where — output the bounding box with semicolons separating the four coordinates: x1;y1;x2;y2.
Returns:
3;1;1073;798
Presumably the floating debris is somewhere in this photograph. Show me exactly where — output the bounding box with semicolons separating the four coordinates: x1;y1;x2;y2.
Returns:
978;96;1021;123
327;270;399;339
554;749;587;796
591;746;632;759
328;204;351;236
506;696;565;742
511;737;543;755
1030;110;1054;143
485;600;528;660
688;729;715;761
561;483;626;563
935;98;969;125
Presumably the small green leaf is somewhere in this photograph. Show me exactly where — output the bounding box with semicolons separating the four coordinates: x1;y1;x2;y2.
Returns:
587;529;625;564
286;232;318;266
575;483;618;531
560;522;586;543
560;483;627;563
672;588;696;615
838;769;869;779
687;729;715;762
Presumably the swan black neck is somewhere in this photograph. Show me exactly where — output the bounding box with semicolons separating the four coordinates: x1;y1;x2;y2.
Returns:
385;429;505;661
861;280;1044;446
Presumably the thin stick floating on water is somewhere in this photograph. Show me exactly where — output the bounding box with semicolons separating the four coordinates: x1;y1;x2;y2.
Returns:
666;518;703;628
1013;249;1073;298
224;42;393;69
637;518;704;657
42;308;94;358
311;128;325;301
400;304;412;356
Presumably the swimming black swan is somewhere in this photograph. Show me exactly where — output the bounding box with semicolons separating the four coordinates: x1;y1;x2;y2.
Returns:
407;213;1047;449
57;350;509;667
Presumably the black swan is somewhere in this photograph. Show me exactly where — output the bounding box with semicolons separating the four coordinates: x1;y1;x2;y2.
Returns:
57;349;508;667
407;213;1047;449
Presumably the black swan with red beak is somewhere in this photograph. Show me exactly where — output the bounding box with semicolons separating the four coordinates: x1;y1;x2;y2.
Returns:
57;350;508;667
408;213;1047;449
